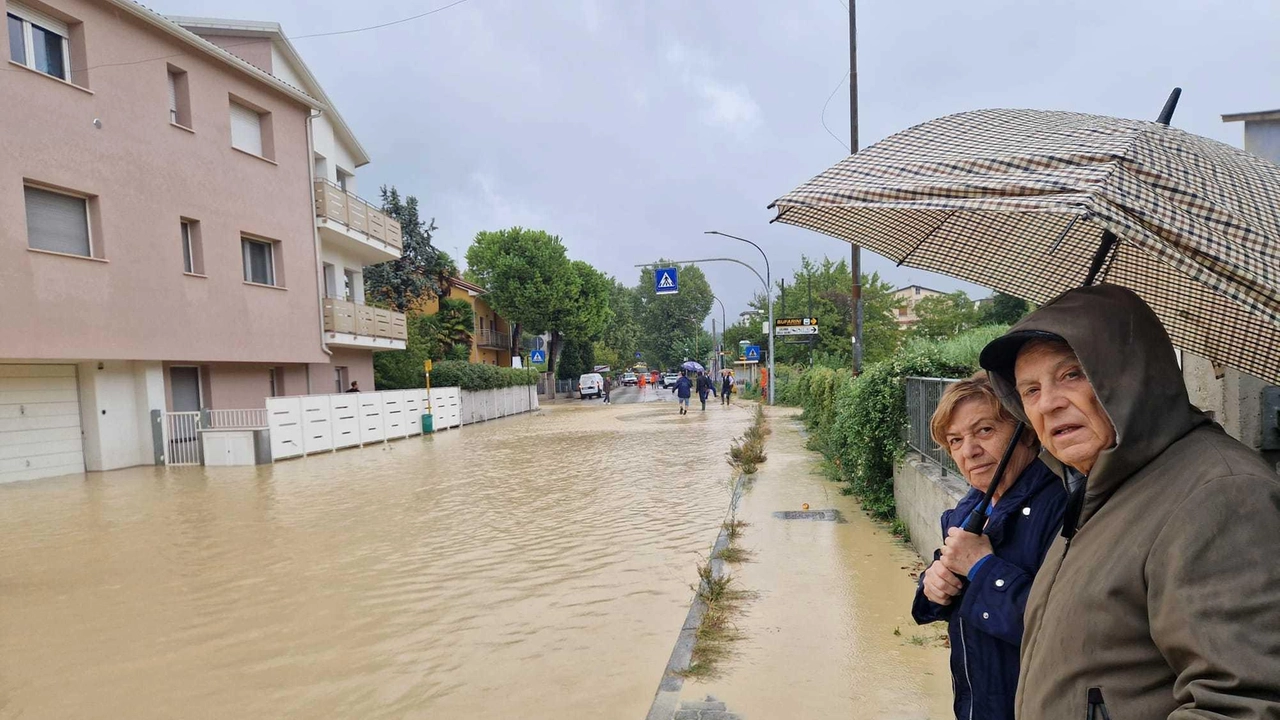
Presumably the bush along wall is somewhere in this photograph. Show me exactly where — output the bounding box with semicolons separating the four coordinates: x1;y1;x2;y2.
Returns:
788;326;1008;520
430;361;540;392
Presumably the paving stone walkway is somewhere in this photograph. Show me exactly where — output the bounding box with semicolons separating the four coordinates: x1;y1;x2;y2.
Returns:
673;695;743;720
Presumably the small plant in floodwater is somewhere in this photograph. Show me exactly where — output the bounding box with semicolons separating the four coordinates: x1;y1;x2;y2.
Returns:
713;545;752;564
721;520;749;541
679;559;754;682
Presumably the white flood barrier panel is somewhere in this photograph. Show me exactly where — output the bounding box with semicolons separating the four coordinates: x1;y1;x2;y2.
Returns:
267;386;536;461
301;395;333;455
382;391;406;439
330;394;361;449
359;393;386;445
266;397;304;460
430;387;462;429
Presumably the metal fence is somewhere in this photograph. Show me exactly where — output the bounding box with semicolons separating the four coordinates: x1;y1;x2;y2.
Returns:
206;408;268;429
905;376;960;476
164;411;202;466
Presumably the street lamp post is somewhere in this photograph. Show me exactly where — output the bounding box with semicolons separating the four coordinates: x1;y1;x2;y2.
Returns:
704;231;774;406
636;256;772;404
710;295;727;377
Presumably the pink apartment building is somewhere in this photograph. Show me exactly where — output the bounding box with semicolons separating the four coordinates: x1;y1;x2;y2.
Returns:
1;0;405;482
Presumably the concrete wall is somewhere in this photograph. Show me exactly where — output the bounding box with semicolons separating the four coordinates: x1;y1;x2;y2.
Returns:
0;0;326;365
893;451;970;562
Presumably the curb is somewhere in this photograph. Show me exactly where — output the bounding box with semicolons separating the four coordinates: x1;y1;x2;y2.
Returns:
644;472;749;720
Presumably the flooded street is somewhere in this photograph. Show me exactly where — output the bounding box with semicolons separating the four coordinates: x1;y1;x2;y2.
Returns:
0;390;948;719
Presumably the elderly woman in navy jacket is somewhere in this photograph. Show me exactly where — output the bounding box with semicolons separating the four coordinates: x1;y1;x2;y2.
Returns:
911;373;1067;720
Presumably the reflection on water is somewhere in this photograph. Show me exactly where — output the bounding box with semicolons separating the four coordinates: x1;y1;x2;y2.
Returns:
0;399;750;719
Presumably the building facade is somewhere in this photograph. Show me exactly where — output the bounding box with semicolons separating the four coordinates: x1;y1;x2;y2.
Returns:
890;285;945;328
0;0;403;481
418;278;516;366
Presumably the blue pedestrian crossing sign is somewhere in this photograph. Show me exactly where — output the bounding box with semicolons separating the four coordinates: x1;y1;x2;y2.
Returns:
635;351;642;359
530;349;547;364
655;267;678;295
743;345;761;363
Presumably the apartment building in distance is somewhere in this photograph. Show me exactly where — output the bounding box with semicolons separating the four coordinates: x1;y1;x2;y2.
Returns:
0;0;403;482
418;277;516;366
891;284;945;328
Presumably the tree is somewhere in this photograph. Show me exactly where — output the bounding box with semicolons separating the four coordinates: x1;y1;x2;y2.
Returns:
634;262;714;370
910;291;982;341
466;228;575;393
366;186;456;312
557;337;595;380
979;292;1031;326
767;256;900;369
465;229;612;397
597;280;640;369
433;297;475;361
373;314;440;389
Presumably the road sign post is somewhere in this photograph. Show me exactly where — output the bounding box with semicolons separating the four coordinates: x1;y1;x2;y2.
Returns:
655;267;679;295
530;349;547;365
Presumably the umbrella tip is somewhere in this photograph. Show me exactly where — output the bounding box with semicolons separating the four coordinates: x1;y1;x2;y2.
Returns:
1157;88;1182;126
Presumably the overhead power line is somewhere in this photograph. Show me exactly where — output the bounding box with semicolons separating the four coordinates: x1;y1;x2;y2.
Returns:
2;0;476;75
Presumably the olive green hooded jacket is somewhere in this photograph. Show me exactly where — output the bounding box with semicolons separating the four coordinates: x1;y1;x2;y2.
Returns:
980;284;1280;720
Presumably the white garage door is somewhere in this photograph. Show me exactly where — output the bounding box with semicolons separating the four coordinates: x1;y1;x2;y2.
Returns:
0;365;85;483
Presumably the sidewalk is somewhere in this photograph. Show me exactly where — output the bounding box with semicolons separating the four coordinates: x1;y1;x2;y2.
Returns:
673;407;952;719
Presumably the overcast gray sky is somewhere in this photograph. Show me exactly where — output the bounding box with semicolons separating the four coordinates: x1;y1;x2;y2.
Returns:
163;0;1280;321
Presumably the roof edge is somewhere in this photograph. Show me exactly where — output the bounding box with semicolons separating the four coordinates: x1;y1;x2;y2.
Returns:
168;15;371;167
105;1;321;110
1221;110;1280;124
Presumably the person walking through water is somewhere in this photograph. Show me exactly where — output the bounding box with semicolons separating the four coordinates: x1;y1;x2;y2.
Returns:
695;371;715;411
672;371;692;415
602;375;612;404
720;371;732;406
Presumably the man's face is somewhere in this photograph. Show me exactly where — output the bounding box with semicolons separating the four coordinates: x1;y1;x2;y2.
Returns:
1014;340;1116;475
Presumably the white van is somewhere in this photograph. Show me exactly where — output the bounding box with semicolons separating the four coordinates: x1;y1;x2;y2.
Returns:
579;373;604;400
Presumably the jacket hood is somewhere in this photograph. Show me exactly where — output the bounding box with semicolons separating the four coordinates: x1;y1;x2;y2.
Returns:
979;284;1209;522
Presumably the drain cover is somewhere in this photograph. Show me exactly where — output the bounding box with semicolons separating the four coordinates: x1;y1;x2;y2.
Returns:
773;509;843;522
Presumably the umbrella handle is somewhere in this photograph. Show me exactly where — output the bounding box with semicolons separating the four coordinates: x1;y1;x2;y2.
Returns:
961;422;1027;535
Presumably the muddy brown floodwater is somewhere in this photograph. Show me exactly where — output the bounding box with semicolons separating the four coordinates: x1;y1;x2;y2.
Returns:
0;389;949;719
0;392;750;719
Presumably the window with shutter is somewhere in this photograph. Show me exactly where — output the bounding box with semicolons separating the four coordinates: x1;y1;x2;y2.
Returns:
24;186;90;256
168;72;178;123
229;101;263;156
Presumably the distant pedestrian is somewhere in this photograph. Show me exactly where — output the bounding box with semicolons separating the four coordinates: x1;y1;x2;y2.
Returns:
672;371;692;415
720;372;732;405
695;371;714;411
345;381;360;393
602;375;612;404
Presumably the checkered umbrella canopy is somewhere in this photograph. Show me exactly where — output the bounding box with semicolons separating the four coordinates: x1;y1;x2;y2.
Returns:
770;108;1280;383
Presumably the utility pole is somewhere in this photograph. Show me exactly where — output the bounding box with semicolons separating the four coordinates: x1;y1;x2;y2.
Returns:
807;272;814;368
849;0;863;375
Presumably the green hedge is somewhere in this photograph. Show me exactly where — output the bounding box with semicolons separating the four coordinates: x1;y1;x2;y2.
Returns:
429;361;539;392
789;325;1008;520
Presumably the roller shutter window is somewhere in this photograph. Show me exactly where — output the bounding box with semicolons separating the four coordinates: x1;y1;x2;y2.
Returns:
24;186;90;257
229;101;263;156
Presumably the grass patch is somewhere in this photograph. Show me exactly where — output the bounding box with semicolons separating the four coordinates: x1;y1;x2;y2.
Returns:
713;545;753;564
678;558;754;681
890;518;911;543
726;404;770;474
721;520;749;541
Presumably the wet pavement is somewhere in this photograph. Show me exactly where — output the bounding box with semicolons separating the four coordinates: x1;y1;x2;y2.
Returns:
0;396;950;719
674;408;952;719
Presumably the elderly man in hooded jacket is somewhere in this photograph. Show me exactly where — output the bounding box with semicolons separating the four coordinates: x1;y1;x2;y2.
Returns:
978;284;1280;720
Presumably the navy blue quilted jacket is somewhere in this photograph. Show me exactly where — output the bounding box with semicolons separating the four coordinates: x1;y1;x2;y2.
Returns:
911;458;1068;720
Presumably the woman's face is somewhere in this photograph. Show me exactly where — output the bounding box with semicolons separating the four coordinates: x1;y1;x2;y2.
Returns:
943;397;1036;491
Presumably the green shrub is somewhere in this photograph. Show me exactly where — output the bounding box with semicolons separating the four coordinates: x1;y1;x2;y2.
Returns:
430;361;538;392
786;325;1008;520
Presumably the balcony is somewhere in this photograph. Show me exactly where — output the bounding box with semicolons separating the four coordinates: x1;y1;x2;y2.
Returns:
322;298;407;351
475;328;512;350
314;180;404;265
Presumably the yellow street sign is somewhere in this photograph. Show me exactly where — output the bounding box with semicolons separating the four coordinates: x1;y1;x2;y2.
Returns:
424;359;433;373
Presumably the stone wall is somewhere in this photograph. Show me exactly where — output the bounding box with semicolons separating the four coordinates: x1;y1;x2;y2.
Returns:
893;451;970;562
